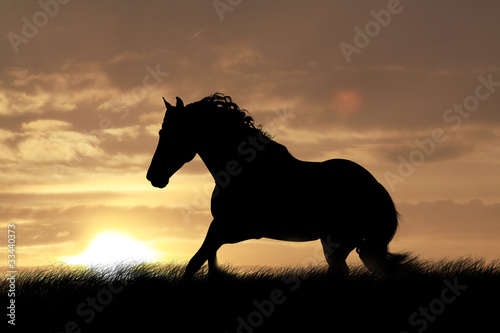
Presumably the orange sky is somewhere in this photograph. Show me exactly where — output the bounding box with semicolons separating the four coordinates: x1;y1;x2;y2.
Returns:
1;1;499;268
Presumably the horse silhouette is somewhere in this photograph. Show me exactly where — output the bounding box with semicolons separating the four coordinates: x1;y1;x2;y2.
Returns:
147;93;407;278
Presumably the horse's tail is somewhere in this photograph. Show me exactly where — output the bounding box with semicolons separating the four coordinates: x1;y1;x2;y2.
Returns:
356;183;409;272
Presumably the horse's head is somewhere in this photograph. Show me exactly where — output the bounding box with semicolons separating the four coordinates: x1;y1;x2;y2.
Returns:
146;97;197;188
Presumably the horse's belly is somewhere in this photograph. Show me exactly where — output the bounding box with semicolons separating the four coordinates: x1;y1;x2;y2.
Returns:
247;208;325;241
263;233;319;242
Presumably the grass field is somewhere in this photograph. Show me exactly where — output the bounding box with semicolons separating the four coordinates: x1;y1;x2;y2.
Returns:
2;257;499;332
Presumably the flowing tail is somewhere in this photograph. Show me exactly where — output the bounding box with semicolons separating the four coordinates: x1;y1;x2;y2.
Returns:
356;184;409;272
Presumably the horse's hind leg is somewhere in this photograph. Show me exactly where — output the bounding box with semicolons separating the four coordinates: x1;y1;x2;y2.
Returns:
321;236;355;276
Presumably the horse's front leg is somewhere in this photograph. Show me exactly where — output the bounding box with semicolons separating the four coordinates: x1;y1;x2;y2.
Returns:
184;220;223;279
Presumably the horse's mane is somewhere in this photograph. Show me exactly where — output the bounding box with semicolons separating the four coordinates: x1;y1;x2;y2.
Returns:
187;93;272;139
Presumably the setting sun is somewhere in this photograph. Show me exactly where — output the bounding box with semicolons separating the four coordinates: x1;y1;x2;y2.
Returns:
61;231;165;267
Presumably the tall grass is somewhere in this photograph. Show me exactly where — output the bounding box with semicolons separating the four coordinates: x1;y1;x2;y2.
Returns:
2;257;499;332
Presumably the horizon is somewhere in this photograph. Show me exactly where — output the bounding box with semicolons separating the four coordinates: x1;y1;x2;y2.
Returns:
1;1;500;269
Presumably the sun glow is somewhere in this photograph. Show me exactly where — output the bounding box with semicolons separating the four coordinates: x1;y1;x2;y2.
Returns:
61;231;165;267
330;88;363;116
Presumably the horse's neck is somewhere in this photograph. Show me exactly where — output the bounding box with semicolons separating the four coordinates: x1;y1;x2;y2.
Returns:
197;131;277;180
197;132;240;178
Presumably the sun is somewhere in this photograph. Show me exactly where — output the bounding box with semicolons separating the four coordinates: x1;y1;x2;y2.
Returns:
330;88;363;117
61;230;165;267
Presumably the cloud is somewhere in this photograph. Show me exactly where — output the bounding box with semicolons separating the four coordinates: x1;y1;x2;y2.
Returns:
18;128;102;164
21;119;72;131
379;140;476;164
16;119;104;167
1;124;102;168
214;42;265;71
375;123;500;165
56;231;70;238
101;125;141;141
0;64;115;115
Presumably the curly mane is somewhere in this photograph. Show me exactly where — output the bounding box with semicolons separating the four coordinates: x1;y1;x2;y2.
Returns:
188;93;272;139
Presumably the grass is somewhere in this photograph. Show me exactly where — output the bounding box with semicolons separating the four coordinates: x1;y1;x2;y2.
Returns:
2;257;500;332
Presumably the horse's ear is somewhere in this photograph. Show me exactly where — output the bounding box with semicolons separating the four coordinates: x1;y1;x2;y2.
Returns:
176;97;184;109
163;97;172;110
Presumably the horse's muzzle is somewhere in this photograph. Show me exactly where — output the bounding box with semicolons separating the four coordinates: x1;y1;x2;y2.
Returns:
147;172;169;188
150;180;168;188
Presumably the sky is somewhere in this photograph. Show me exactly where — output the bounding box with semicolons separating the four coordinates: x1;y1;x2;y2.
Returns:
1;0;499;269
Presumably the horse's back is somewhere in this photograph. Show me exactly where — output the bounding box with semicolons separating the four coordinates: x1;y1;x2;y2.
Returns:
318;158;391;206
319;158;377;183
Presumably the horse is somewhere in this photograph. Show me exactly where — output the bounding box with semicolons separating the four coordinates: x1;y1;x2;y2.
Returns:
147;93;407;278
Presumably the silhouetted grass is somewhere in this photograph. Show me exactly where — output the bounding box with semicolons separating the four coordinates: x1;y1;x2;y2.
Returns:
2;257;499;332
